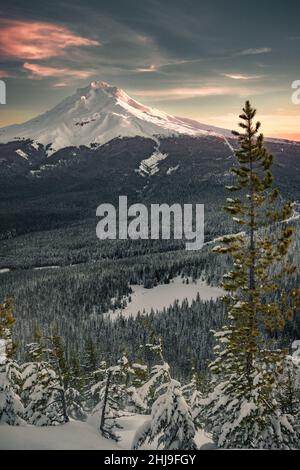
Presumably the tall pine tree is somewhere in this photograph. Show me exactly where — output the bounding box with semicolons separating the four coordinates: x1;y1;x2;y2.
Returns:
202;101;299;449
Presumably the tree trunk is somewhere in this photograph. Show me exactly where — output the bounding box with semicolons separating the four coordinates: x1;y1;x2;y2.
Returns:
100;371;111;434
247;118;256;389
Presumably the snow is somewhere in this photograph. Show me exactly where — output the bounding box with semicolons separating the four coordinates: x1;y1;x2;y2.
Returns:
29;170;41;177
0;414;214;450
0;81;226;154
106;277;224;319
31;141;40;151
33;266;60;271
0;268;10;274
138;148;168;176
285;201;300;223
15;149;28;160
0;421;119;450
166;165;179;175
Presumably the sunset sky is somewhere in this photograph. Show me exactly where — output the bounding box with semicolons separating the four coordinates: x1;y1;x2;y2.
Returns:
1;0;300;139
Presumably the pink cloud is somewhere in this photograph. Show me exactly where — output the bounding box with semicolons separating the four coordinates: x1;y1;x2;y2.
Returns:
23;62;95;79
0;19;100;60
0;70;12;78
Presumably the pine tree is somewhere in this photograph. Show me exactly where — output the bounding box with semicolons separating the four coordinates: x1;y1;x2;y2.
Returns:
133;341;196;450
116;354;147;413
25;322;44;362
277;341;300;424
91;354;148;441
47;322;69;423
0;299;24;425
66;354;86;420
202;101;300;449
23;322;75;425
0;298;16;358
182;369;205;429
277;355;300;416
22;361;61;425
82;338;99;411
22;324;64;426
128;361;148;413
92;366;122;442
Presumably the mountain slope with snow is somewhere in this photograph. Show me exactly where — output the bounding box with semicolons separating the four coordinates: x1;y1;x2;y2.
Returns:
0;81;227;154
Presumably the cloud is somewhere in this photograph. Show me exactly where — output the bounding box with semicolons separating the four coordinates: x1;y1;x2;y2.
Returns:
223;73;263;80
0;70;13;78
136;64;157;73
0;19;100;60
204;113;300;140
237;47;272;56
53;82;69;87
23;62;95;79
132;86;237;100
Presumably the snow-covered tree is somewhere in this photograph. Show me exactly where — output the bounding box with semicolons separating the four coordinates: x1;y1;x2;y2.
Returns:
66;354;86;420
0;360;24;425
136;341;170;411
182;370;204;429
133;341;196;450
91;354;148;441
277;343;300;423
0;299;24;425
47;322;69;423
82;337;99;411
92;367;122;442
22;325;65;425
116;355;147;412
22;322;75;425
22;361;62;426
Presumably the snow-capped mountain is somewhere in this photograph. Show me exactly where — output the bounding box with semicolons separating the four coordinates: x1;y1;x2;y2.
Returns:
0;81;227;154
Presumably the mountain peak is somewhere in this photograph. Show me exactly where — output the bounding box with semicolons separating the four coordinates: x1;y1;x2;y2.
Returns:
78;80;148;111
0;81;227;154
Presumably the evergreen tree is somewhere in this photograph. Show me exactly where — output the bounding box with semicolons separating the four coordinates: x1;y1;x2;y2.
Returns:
66;354;86;420
22;324;64;426
182;369;205;429
23;322;76;425
0;299;24;425
277;355;300;417
202;101;300;449
22;361;61;425
91;354;147;441
92;366;122;442
82;338;99;411
47;322;70;423
0;298;16;357
133;341;196;450
277;341;300;425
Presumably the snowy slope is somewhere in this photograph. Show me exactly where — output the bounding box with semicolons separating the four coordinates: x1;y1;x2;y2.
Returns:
0;415;214;450
0;421;120;450
0;81;226;155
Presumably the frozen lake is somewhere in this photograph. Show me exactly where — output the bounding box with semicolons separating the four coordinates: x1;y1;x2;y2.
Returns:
106;277;224;319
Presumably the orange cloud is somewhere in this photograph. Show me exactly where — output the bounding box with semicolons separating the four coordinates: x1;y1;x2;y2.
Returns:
136;64;157;73
23;62;95;79
0;19;100;60
223;73;263;80
132;87;236;100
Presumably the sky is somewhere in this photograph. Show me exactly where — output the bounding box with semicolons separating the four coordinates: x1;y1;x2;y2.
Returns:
1;0;300;139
